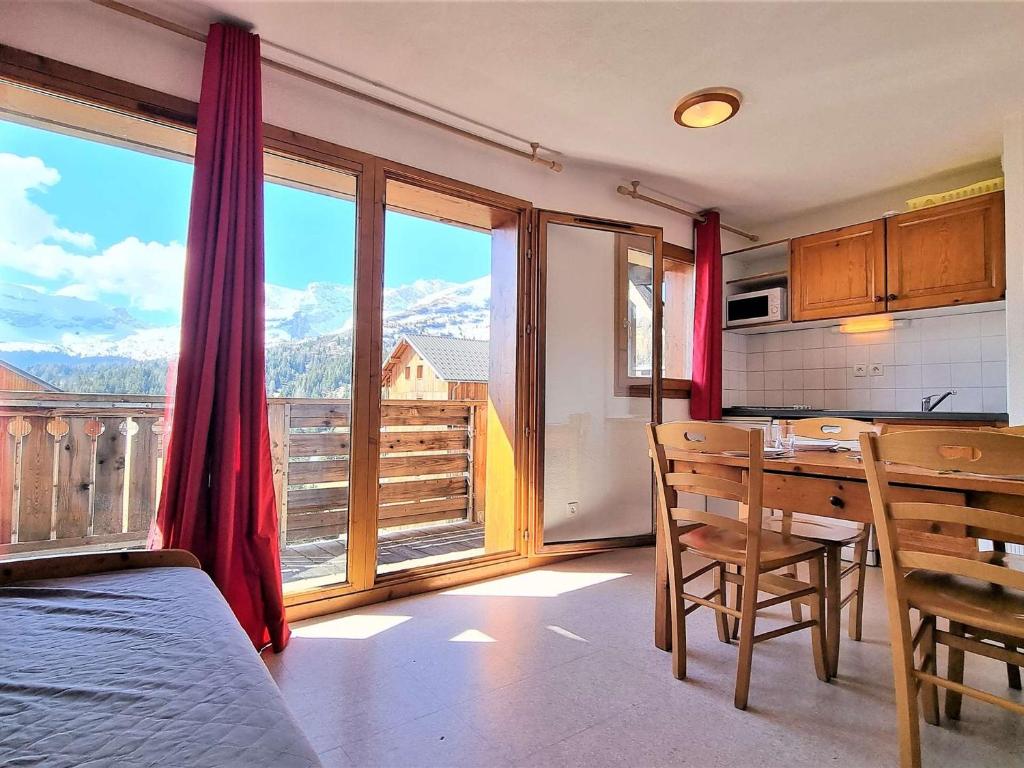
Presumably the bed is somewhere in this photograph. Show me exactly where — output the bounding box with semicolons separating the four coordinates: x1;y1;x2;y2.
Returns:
0;551;321;767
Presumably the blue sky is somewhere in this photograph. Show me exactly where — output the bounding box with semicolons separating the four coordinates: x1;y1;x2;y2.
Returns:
0;117;490;306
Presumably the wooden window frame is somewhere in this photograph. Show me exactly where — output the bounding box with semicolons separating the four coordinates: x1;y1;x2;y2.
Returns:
614;237;693;399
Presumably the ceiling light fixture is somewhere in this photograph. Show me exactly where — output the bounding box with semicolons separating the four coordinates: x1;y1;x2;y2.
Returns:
673;87;742;129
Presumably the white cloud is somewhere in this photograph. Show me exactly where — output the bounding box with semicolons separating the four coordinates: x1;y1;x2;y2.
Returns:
0;152;185;312
0;153;95;249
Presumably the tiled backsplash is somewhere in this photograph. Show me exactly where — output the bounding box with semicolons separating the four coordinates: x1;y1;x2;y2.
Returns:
723;309;1008;413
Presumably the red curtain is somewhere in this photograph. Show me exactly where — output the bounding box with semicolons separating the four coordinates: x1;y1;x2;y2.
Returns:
690;210;723;420
151;23;290;652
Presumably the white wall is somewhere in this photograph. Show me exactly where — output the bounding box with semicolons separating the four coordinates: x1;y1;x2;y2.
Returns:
0;1;695;247
723;309;1008;414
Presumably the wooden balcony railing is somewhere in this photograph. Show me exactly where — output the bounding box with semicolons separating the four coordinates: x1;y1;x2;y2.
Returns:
0;392;486;558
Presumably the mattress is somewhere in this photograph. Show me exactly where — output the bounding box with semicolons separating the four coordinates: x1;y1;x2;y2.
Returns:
0;566;321;767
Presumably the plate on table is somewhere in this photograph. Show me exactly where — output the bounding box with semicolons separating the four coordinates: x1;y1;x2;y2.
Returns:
722;448;792;458
792;437;840;452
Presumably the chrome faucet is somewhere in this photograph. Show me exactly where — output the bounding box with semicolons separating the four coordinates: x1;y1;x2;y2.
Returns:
921;389;957;412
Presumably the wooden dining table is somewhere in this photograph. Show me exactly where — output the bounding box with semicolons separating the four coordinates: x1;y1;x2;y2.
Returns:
654;447;1024;652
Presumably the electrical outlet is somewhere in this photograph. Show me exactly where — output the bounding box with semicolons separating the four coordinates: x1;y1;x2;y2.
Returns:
567;501;579;516
870;364;884;377
853;364;868;377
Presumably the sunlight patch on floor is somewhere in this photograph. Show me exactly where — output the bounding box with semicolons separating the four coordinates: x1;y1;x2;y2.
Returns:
449;629;497;643
292;614;412;640
444;569;630;597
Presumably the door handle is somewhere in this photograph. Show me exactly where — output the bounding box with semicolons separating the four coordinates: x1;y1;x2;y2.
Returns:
887;293;898;301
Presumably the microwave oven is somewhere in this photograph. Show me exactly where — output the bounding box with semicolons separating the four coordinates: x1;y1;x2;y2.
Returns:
726;287;787;327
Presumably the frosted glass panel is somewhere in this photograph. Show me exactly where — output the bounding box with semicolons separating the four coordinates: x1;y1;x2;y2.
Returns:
542;224;654;544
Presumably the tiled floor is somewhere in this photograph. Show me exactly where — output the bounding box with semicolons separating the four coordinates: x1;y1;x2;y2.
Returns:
265;547;1024;767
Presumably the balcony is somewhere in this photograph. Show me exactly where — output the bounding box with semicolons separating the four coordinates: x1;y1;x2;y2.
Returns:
0;392;487;585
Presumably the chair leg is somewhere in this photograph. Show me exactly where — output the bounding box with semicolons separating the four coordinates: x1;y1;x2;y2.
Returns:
670;584;687;680
787;562;803;622
917;614;940;726
893;617;924;768
825;544;842;677
945;620;966;720
733;567;759;710
806;553;831;684
848;530;869;641
731;565;743;640
713;562;731;644
1005;646;1022;691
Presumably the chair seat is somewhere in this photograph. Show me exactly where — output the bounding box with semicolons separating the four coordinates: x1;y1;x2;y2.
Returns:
679;525;823;571
765;517;867;546
904;564;1024;638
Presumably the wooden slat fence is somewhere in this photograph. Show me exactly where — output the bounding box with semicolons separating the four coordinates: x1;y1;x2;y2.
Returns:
0;393;487;555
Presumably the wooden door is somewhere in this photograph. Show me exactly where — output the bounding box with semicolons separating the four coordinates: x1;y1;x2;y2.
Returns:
885;192;1005;312
790;220;886;321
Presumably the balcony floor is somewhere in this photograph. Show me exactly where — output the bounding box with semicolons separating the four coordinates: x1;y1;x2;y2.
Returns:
281;520;485;585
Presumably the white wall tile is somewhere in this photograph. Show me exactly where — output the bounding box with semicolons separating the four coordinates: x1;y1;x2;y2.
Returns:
920;341;950;364
921;363;951;389
894;342;922;365
723;332;741;353
982;360;1007;388
894;389;922;411
983;387;1008;412
723;350;745;371
823;347;846;368
745;389;764;405
783;349;802;370
763;370;783;390
916;316;949;341
947;338;981;363
783;369;803;390
892;365;922;389
764;352;783;371
822;330;846;348
746;352;764;372
763;390;783;406
801;328;824;349
764;333;784;352
948;313;981;339
847;346;869;366
869;366;895;389
869;344;895;366
803;369;824;389
782;389;804;406
782;330;803;351
894;322;921;343
746;371;765;391
847;389;871;410
950;362;982;388
980;311;1007;337
824;390;847;409
804;390;825;408
802;348;824;369
952;387;984;411
747;335;765;353
824;368;847;389
870;389;896;410
982;336;1007;362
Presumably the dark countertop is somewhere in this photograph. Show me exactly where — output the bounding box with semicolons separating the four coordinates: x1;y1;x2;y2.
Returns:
722;407;1008;423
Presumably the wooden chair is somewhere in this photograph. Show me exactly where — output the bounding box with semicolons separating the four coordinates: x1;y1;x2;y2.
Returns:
767;417;877;675
861;429;1024;768
647;421;831;710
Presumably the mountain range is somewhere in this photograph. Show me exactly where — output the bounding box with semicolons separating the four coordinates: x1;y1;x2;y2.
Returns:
0;276;491;397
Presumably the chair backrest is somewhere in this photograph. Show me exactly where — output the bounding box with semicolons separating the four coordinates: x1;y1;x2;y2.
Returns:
995;425;1024;437
790;416;878;441
861;429;1024;594
647;421;765;578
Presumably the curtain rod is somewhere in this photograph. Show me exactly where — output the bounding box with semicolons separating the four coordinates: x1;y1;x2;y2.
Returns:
88;0;563;172
616;181;759;242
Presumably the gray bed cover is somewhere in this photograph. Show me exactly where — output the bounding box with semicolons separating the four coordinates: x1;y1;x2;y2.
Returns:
0;566;321;767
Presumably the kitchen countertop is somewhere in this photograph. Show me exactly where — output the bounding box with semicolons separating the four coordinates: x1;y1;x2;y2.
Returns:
722;407;1008;423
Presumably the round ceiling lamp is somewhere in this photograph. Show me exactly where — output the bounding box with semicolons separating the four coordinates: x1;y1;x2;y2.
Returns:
673;87;742;129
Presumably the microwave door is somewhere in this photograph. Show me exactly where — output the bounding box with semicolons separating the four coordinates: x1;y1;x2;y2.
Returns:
727;293;771;326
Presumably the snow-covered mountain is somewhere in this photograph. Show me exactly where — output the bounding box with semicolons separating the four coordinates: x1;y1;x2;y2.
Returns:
0;275;490;367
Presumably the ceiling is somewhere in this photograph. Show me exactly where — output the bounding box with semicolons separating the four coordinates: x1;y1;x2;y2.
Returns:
134;1;1024;227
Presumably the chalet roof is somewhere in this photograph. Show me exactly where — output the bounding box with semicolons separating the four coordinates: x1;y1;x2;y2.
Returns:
0;359;61;392
389;334;489;383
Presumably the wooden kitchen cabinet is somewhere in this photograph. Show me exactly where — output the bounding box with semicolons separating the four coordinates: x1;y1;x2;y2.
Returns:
885;191;1004;311
789;219;886;321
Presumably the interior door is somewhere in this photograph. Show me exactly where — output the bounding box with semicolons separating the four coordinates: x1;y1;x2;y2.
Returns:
531;210;663;555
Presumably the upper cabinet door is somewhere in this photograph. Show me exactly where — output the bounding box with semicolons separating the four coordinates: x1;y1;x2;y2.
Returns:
885;192;1005;312
790;220;886;321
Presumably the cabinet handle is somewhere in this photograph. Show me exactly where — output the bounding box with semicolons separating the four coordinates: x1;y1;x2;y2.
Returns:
828;495;845;509
887;293;898;301
874;295;884;302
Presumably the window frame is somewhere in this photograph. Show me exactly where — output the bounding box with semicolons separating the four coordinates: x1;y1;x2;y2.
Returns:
614;238;693;399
